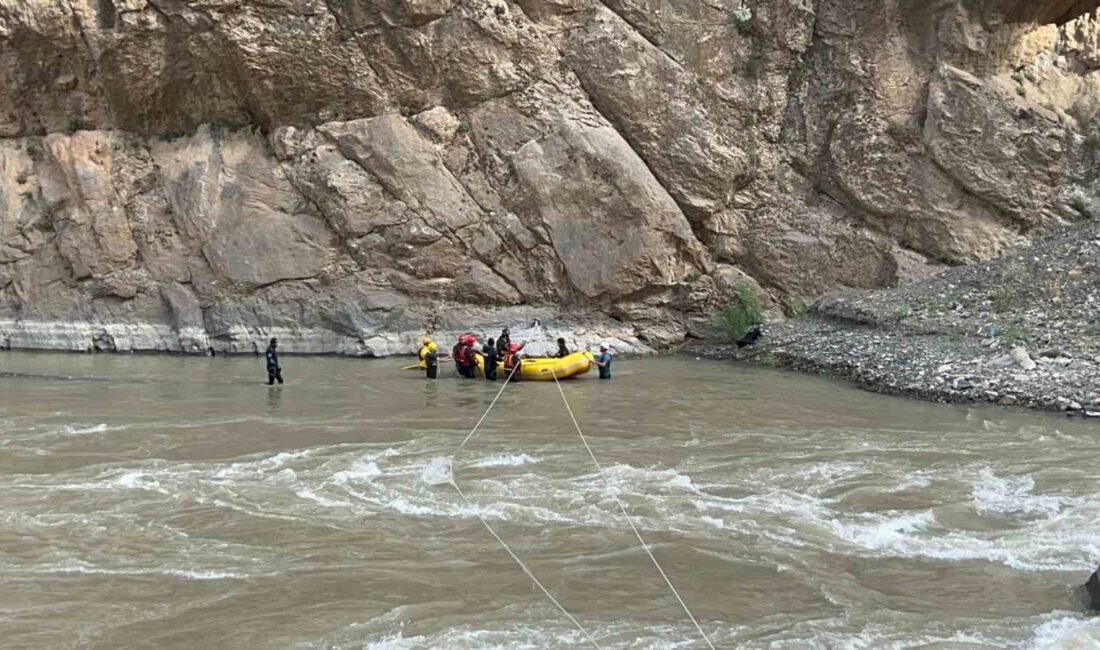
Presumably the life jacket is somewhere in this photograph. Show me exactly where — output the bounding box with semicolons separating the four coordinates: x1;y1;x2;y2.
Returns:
420;341;438;368
503;342;524;369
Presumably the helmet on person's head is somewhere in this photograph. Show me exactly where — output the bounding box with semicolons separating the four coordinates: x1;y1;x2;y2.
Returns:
420;336;432;346
269;338;278;347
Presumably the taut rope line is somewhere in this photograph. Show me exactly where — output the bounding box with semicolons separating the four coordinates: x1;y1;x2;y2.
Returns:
450;363;601;648
552;369;716;650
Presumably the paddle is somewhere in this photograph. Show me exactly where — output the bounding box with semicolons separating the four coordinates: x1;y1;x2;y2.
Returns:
400;357;454;371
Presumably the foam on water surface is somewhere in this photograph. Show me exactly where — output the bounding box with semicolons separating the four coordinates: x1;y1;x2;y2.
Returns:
3;354;1100;648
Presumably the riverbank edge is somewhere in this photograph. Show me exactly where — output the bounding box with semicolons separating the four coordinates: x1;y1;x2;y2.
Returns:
0;318;655;358
684;322;1100;418
687;222;1100;418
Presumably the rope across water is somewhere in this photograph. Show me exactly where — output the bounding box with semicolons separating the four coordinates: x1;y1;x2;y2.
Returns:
551;369;716;650
449;363;602;648
448;357;714;648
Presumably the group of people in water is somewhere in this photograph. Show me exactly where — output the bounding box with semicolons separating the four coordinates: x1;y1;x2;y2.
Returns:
417;327;612;381
261;329;613;385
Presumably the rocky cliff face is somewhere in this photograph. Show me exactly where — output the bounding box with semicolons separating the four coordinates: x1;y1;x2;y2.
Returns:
0;0;1097;354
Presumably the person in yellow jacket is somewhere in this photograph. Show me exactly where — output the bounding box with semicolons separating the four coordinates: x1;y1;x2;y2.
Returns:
417;337;439;379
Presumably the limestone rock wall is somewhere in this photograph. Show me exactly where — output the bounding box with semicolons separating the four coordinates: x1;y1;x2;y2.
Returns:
0;0;1097;353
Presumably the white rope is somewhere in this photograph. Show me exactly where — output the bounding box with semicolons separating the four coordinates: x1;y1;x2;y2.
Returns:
450;363;601;649
552;370;716;650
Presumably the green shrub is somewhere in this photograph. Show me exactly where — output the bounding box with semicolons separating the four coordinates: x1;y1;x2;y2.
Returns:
990;286;1014;314
712;283;764;342
1001;324;1030;347
1070;190;1096;219
729;5;752;35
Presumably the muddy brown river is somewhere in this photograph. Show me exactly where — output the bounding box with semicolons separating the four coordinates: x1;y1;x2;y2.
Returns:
1;352;1098;648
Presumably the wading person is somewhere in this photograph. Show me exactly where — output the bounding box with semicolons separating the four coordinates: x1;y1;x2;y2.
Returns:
503;341;525;382
265;338;284;385
418;337;439;379
483;337;498;381
594;343;612;380
453;339;467;378
463;336;480;378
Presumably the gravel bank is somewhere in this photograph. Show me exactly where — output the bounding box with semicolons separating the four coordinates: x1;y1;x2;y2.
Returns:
695;223;1100;416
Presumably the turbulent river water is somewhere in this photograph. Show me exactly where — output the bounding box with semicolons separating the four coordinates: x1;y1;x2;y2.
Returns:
1;352;1099;648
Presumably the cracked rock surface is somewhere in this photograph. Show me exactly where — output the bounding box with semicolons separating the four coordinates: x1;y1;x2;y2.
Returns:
0;0;1097;354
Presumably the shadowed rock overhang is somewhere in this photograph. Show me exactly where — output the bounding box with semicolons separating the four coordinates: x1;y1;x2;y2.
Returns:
1008;0;1100;24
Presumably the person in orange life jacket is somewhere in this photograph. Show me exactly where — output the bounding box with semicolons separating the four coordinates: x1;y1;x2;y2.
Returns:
463;335;480;378
593;343;613;379
503;341;525;381
452;339;468;378
455;334;479;378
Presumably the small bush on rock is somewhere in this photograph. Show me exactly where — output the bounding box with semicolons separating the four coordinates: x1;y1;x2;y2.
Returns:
990;286;1014;314
730;5;752;35
1002;324;1030;348
1070;189;1096;219
712;283;763;342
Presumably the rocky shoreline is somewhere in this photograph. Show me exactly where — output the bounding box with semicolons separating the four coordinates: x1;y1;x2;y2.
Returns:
699;223;1100;417
0;311;654;358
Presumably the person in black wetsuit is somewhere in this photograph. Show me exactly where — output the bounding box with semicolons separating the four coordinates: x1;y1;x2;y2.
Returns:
483;338;498;381
265;338;284;385
594;343;612;380
555;337;570;358
495;328;510;358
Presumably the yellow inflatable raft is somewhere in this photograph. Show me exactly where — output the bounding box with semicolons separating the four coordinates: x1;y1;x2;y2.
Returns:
477;351;594;381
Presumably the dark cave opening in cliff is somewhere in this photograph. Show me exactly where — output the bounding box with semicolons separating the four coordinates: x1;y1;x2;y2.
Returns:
1008;0;1100;25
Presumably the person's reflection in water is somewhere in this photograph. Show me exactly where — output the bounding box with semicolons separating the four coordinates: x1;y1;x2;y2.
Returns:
424;380;439;409
266;385;283;413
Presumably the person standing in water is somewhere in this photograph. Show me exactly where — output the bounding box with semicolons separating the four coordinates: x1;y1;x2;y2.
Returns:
265;338;284;385
418;337;439;379
503;341;525;381
593;343;612;380
483;338;499;381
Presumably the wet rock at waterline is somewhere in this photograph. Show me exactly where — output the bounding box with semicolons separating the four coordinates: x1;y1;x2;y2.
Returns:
1;1;1099;353
1085;566;1100;612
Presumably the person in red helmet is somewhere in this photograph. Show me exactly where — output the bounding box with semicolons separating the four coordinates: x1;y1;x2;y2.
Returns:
461;334;480;378
503;341;525;382
454;334;479;378
453;337;469;378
